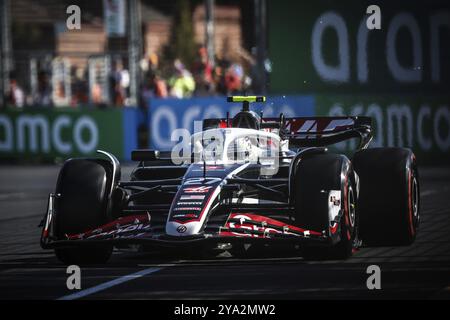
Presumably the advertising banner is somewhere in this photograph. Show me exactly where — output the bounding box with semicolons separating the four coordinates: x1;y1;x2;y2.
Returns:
148;96;315;150
316;95;450;164
268;0;450;95
268;0;450;164
0;108;138;160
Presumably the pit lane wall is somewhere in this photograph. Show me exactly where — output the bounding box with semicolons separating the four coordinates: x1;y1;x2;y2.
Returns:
0;108;139;161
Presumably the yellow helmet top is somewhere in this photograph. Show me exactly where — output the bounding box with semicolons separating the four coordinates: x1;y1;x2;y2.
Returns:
227;96;266;103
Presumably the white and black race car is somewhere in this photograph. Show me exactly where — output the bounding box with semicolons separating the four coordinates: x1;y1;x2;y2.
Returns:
40;96;420;264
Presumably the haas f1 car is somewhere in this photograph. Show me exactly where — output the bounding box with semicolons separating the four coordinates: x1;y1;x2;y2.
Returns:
40;96;420;264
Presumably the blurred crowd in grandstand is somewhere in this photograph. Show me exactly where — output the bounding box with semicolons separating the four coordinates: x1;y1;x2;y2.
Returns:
2;0;266;109
140;45;262;100
5;46;261;108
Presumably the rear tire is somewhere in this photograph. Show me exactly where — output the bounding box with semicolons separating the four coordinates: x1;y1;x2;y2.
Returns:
293;153;357;260
54;159;113;265
353;148;419;246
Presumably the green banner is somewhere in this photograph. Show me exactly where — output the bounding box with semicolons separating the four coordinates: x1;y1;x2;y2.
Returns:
316;95;450;164
268;0;450;94
0;108;125;160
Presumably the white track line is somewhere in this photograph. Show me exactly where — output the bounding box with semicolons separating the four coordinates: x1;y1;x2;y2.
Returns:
57;267;164;300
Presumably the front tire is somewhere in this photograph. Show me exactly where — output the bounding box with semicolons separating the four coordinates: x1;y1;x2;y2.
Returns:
54;159;113;265
293;152;357;260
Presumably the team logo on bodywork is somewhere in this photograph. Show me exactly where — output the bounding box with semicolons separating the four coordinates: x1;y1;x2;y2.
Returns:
176;225;187;233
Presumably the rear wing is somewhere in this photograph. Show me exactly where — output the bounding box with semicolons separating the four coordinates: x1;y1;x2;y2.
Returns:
202;116;373;150
284;116;373;149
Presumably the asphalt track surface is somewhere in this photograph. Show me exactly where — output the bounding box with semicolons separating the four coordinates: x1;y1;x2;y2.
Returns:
0;164;450;300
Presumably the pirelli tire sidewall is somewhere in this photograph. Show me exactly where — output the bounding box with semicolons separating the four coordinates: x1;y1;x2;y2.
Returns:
293;152;358;259
341;161;358;251
353;148;419;246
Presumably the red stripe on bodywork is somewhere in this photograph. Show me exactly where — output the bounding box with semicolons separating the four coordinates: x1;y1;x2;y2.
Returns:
66;214;150;239
222;213;322;237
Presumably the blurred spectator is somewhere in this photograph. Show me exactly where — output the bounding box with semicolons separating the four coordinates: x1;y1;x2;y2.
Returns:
141;52;169;101
141;52;159;80
91;83;103;105
54;81;66;105
7;79;25;108
224;63;243;95
110;60;130;106
35;71;52;106
168;59;195;98
213;54;230;95
153;74;168;98
142;73;168;100
71;67;88;106
192;47;214;96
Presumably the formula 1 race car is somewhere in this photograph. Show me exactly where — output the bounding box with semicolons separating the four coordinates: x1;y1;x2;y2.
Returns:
40;96;420;264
